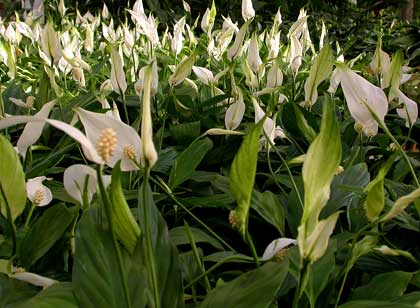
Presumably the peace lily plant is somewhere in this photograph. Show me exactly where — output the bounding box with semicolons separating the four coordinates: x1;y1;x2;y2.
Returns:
0;0;419;307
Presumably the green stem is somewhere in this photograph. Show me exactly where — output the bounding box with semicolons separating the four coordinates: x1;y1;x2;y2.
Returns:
151;175;238;253
141;169;161;308
266;146;289;201
363;101;419;188
184;255;254;290
334;220;378;307
335;269;350;308
246;231;260;268
122;94;130;125
264;132;304;209
292;259;303;308
24;203;36;229
96;166;132;308
184;221;211;293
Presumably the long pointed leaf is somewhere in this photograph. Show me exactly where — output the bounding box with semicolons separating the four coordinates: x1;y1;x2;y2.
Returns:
230;120;264;237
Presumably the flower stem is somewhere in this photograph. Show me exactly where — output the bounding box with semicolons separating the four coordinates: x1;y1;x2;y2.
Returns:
363;101;419;188
246;231;260;268
96;166;132;308
140;169;161;308
24;203;36;229
151;175;238;253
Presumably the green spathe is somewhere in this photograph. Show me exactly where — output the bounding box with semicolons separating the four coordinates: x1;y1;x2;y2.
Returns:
298;97;342;262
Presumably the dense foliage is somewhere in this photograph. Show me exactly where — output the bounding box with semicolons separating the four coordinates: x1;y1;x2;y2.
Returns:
0;0;420;307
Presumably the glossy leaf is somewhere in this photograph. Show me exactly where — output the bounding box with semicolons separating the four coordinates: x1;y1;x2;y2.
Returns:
72;206;148;308
230;120;264;237
170;226;223;250
137;181;184;308
350;271;412;301
340;300;413;308
0;274;38;307
199;261;289;308
168;138;213;190
15;282;77;308
0;135;26;222
322;163;370;218
19;203;78;269
304;44;334;106
251;190;285;236
364;153;397;221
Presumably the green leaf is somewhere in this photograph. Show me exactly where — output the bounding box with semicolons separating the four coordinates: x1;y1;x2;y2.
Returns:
170;226;223;250
203;252;254;263
199;261;289;308
0;134;26;222
350;271;412;301
168;137;213;190
15;282;77;308
0;273;38;307
300;212;340;262
19;204;77;269
301;96;341;231
169;121;201;144
110;162;141;254
364;153;397;221
293;104;317;143
251;190;285;236
364;179;384;222
304;44;334;106
137;181;184;308
340;300;413;308
230;120;264;237
304;242;336;308
382;50;403;101
72;206;148;308
381;187;420;222
298;96;341;261
323;163;370;218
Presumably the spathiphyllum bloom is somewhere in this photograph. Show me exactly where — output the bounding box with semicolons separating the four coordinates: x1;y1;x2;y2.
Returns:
58;0;66;17
252;97;285;145
75;108;142;171
261;238;297;261
267;31;280;60
135;61;158;96
110;46;127;95
140;63;158;168
225;87;245;130
192;66;215;85
1;107;142;171
396;90;418;127
169;53;196;86
17;100;55;158
266;60;283;88
40;20;61;64
171;17;185;55
84;24;94;53
288;35;302;74
227;20;250;60
248;33;263;74
26;176;52;207
336;65;388;136
182;0;191;13
64;164;110;205
201;8;211;33
242;0;255;21
370;37;390;76
102;4;109;19
72;67;85;87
